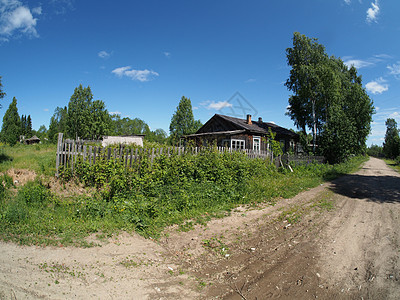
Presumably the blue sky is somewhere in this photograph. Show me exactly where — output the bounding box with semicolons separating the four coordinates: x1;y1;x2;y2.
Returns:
0;0;399;146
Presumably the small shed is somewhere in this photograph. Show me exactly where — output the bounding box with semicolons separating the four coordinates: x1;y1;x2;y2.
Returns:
25;135;41;145
102;135;145;147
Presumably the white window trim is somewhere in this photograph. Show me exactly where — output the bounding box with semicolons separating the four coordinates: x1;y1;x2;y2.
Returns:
231;139;245;150
253;136;261;152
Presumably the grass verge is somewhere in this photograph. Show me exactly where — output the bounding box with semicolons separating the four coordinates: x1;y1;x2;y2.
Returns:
384;159;400;173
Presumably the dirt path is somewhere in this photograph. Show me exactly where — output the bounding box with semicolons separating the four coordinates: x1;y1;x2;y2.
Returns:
1;157;399;299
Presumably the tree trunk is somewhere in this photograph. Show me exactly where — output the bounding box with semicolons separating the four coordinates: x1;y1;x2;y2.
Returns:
312;99;317;154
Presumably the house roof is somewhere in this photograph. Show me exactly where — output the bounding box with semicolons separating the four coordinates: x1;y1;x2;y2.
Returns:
26;135;40;141
185;129;246;138
198;114;299;139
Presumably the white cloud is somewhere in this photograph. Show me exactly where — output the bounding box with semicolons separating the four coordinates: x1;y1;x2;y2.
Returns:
245;78;256;83
109;111;121;115
50;0;75;15
43;108;49;112
366;0;380;23
344;0;351;4
163;52;171;58
205;101;233;110
387;62;400;78
32;6;42;15
365;77;389;94
112;66;159;82
342;54;391;69
374;54;392;60
98;50;111;59
344;59;373;69
0;0;41;40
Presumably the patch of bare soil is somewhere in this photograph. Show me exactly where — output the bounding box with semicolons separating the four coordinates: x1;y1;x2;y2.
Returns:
0;157;399;299
5;168;37;186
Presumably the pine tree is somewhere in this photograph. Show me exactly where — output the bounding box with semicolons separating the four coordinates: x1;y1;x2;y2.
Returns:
27;115;32;137
21;114;27;135
0;97;21;145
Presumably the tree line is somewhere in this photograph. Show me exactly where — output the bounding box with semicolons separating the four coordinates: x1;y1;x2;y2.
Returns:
285;32;375;163
0;78;202;146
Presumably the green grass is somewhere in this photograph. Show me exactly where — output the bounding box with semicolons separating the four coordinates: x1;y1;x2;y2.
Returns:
0;143;56;176
384;159;400;173
0;144;369;246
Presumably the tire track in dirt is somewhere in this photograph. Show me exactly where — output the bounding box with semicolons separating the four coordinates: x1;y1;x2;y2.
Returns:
165;157;400;299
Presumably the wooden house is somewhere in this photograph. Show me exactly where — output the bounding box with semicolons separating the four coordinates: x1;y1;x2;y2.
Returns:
24;135;41;145
185;114;299;153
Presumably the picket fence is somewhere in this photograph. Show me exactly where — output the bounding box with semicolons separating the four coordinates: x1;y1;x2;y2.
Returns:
55;133;273;177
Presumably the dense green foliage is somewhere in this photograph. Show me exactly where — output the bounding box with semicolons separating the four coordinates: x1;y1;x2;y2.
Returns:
0;97;21;145
285;32;374;163
20;114;33;137
367;144;384;158
66;85;112;140
47;86;168;144
383;118;400;159
0;143;367;246
48;106;68;143
169;96;202;145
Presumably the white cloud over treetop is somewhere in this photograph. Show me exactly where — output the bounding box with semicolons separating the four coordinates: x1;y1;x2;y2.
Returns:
0;0;41;41
111;66;159;82
344;59;373;69
366;77;388;94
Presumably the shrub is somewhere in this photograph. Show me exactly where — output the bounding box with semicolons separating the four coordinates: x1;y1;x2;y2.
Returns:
18;180;51;205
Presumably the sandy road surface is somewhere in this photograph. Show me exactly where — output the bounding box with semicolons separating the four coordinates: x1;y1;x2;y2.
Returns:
0;157;399;299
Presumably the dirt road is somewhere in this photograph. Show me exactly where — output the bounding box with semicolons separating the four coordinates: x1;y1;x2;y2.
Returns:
1;157;399;299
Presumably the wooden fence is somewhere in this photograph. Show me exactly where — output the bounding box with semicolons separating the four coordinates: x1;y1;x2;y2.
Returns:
55;133;273;177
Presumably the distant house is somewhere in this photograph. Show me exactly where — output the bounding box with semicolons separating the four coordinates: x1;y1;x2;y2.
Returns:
102;135;145;147
25;135;41;145
185;114;299;153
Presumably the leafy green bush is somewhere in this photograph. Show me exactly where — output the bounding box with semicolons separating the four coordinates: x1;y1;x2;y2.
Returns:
18;180;51;205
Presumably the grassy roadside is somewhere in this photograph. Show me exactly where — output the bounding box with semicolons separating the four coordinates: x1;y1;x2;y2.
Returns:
383;158;400;173
0;144;368;247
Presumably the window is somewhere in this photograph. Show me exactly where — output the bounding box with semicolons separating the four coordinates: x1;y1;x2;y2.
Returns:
253;136;260;152
280;140;285;152
231;139;245;150
222;139;231;148
289;140;295;152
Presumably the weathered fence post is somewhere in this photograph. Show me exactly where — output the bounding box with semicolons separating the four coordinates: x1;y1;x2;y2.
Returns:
55;133;63;177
